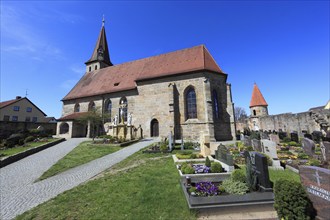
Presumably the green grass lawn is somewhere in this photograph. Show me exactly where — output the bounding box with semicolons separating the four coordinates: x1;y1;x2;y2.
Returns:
17;150;197;220
38;142;122;180
0;138;60;158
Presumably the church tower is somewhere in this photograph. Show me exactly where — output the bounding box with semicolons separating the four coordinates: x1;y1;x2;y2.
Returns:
249;83;268;118
85;18;113;72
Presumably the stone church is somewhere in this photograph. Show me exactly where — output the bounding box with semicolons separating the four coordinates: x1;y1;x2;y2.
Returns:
56;21;236;141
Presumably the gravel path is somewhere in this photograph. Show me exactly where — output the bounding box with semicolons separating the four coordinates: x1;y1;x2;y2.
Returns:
0;138;157;220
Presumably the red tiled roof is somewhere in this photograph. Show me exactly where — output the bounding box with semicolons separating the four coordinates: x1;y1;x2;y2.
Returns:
58;112;89;121
0;99;20;109
63;45;225;101
250;83;268;107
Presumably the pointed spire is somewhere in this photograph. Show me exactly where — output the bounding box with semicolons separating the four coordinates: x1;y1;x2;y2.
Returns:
250;83;268;107
85;17;112;66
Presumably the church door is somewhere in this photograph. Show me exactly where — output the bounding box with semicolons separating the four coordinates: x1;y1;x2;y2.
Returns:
151;119;159;137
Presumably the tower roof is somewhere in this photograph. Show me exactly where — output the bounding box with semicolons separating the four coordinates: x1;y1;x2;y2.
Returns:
250;83;268;107
85;23;112;66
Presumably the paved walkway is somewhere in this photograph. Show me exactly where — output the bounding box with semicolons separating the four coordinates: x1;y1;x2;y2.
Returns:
0;138;157;220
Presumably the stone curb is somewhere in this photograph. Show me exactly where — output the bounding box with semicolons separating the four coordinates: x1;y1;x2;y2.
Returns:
0;138;66;168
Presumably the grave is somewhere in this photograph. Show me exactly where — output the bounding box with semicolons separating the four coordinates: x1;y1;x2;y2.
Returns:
244;151;273;192
304;133;313;140
260;140;283;169
299;166;330;220
244;136;252;147
302;138;315;157
251;139;262;152
199;132;210;157
290;132;299;143
320;141;330;162
168;132;173;151
260;131;269;140
278;132;287;140
240;133;245;141
214;144;234;166
269;134;280;145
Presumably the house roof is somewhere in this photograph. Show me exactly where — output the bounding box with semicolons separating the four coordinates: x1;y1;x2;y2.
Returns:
63;45;225;101
0;97;47;116
250;83;268;107
58;112;89;121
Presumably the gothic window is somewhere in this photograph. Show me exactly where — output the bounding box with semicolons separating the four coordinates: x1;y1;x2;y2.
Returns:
104;99;112;122
185;87;197;119
213;90;219;119
119;97;128;123
88;101;96;111
74;103;80;112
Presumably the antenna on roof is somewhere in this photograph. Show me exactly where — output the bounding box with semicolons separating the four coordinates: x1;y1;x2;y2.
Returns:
102;15;105;27
25;89;29;97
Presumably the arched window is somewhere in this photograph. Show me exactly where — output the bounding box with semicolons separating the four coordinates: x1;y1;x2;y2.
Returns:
186;87;197;119
213;90;219;119
119;97;128;123
60;123;69;134
74;103;80;113
88;101;96;112
104;99;112;122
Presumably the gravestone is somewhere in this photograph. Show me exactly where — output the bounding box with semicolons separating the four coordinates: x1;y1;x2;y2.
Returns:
304;133;313;140
278;132;287;140
199;132;210;157
251;139;262;152
290;132;299;143
269;134;280;145
320;141;330;162
261;140;282;169
244;136;252;147
260;131;269;140
244;151;272;191
240;133;245;141
299;166;330;220
215;144;233;166
168;132;173;151
302;138;315;157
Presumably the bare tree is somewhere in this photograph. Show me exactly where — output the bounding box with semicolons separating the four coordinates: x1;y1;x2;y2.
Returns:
235;106;248;122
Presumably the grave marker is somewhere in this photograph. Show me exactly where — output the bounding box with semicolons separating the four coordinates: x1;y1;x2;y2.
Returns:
290;132;299;143
244;151;272;191
302;138;315;157
299;166;330;220
269;134;280;145
215;144;233;166
251;139;262;152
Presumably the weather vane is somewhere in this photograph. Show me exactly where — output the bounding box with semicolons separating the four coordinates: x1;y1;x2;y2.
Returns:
102;14;105;26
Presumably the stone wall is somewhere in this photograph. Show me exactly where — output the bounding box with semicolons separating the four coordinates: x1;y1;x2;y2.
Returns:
0;121;57;139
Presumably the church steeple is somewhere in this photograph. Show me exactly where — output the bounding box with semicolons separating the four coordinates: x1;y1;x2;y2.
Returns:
85;17;113;72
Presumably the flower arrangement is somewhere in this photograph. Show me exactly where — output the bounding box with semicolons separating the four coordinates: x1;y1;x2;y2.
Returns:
192;164;210;173
190;181;219;196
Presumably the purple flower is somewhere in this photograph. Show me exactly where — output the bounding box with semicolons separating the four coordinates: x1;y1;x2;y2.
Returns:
195;181;218;196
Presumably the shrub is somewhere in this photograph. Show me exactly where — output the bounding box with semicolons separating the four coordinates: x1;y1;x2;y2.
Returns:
190;154;197;159
246;146;254;151
181;163;195;174
282;137;291;143
222;179;249;195
289;141;297;146
18;139;25;146
24;136;35;143
5;134;25;148
160;143;168;151
298;153;309;159
274;179;315;220
260;153;273;166
307;159;321;167
210;162;222;173
183;141;194;149
205;156;211;167
231;169;246;183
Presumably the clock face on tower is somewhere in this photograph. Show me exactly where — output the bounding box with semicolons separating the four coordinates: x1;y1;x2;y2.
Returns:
98;47;104;61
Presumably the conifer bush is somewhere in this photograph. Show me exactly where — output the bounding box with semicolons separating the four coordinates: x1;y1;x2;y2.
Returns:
205;156;211;167
274;179;315;220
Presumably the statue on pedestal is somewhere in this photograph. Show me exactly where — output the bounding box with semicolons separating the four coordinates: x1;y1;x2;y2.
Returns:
113;114;118;126
127;113;132;126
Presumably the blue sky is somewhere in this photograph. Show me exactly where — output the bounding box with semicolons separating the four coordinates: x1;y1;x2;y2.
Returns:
1;1;329;118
